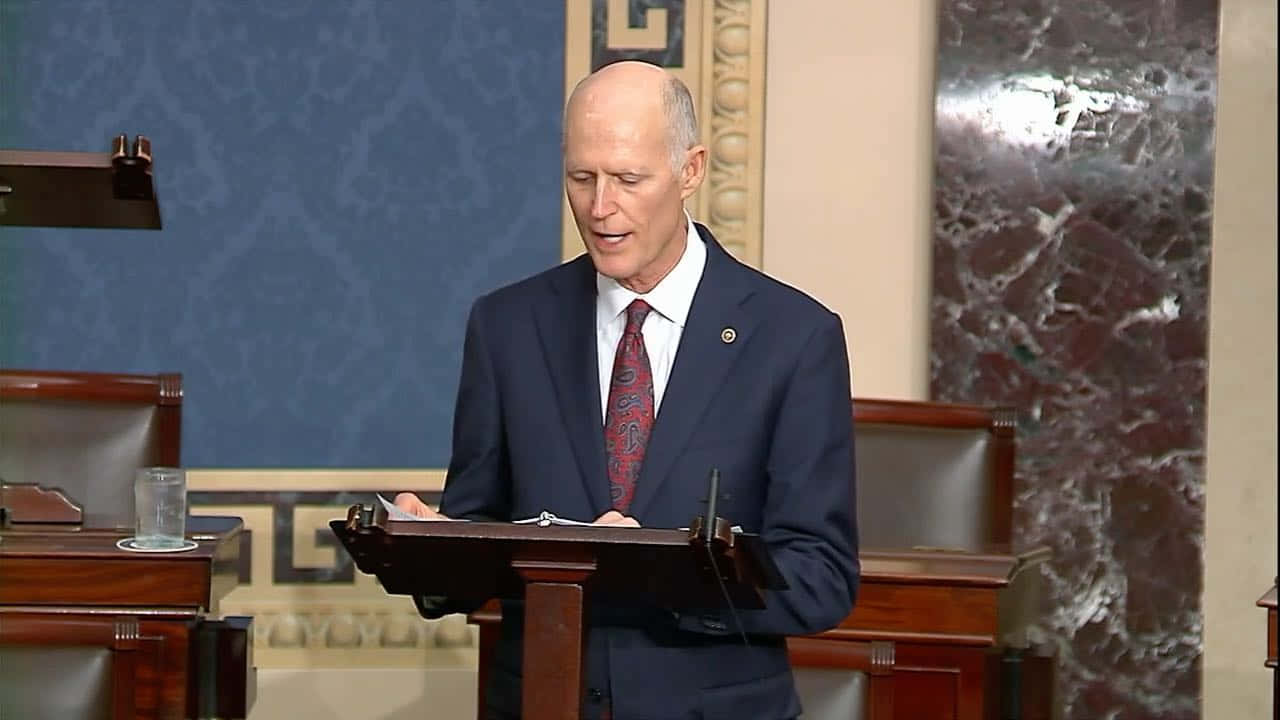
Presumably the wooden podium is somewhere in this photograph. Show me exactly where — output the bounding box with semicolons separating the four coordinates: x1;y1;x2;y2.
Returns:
329;504;785;720
467;542;1054;720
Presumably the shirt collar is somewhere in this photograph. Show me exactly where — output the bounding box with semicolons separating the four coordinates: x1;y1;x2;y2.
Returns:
596;211;706;330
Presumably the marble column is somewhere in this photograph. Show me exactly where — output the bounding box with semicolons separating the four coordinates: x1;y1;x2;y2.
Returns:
930;2;1220;718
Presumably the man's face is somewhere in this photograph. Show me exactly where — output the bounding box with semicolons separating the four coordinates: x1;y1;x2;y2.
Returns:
564;99;702;293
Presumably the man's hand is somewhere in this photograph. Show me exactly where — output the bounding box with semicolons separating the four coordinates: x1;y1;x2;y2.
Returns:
394;492;448;520
592;510;640;527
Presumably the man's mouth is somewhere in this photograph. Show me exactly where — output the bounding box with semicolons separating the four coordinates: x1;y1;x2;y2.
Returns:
594;231;630;245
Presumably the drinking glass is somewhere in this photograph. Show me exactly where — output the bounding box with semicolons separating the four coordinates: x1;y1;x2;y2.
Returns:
134;467;187;549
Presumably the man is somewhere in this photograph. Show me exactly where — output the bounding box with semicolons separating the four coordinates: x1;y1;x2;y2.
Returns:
396;60;858;719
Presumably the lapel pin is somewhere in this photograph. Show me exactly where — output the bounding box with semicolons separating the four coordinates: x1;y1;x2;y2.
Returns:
721;327;737;344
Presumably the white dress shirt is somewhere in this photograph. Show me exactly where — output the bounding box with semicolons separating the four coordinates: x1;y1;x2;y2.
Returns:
596;213;706;422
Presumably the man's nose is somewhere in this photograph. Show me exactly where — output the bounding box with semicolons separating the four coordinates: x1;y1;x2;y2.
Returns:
591;179;617;219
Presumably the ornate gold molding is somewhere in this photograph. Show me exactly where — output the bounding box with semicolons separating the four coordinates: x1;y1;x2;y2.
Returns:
700;0;767;265
562;0;768;266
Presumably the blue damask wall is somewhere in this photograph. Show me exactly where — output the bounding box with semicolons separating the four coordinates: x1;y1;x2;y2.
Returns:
0;1;565;467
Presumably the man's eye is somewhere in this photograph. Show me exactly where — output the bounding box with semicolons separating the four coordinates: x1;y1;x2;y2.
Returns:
619;176;641;185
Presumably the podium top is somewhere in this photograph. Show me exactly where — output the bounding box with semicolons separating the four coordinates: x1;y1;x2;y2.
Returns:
331;505;786;611
0;138;161;229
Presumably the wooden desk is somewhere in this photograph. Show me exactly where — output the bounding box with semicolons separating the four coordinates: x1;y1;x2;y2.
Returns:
0;515;254;719
792;546;1054;720
1260;584;1277;720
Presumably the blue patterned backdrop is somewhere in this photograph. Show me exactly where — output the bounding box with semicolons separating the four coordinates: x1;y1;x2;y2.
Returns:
0;1;564;467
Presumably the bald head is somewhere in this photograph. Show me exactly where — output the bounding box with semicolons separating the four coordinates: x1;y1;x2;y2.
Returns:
564;61;698;173
561;61;708;293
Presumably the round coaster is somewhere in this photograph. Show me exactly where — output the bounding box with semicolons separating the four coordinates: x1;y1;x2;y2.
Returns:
115;537;199;553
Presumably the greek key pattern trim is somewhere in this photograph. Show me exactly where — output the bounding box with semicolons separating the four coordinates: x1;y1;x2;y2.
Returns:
189;471;473;668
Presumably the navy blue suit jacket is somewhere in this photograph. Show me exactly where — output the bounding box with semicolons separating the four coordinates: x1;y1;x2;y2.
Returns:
439;225;859;719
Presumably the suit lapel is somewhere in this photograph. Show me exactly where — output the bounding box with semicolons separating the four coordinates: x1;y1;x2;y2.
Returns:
534;256;612;513
629;228;756;520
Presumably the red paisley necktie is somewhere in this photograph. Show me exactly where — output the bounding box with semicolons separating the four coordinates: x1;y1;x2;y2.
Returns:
604;299;655;513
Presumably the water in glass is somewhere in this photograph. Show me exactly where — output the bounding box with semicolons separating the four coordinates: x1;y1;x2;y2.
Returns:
134;467;187;548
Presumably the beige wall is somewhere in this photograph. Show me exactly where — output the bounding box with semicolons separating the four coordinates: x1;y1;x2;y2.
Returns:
248;668;475;720
1202;0;1279;718
763;1;1278;718
761;0;936;401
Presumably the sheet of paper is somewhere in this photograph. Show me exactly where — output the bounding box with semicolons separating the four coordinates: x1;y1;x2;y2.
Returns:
375;493;465;521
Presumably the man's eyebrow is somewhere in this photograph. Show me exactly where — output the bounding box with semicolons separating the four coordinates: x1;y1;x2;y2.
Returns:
564;167;650;176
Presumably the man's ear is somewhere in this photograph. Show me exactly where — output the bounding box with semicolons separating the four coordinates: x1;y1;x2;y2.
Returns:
680;145;708;200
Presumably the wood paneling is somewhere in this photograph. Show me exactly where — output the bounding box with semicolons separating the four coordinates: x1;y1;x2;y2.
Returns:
0;516;252;719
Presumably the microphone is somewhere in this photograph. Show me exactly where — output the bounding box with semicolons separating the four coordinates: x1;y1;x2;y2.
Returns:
698;467;749;648
703;467;720;545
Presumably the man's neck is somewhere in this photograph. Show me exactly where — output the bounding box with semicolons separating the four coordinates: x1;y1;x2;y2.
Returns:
617;215;692;294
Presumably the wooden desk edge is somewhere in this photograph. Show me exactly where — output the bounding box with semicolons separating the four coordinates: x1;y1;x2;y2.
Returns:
860;544;1052;587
